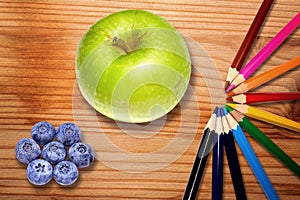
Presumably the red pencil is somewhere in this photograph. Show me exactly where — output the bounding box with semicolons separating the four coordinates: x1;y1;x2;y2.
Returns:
226;92;300;104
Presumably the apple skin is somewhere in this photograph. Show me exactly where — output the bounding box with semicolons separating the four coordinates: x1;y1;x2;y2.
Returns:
76;10;191;123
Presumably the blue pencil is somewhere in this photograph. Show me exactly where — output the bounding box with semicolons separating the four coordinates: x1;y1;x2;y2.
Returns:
225;110;279;200
221;107;247;200
212;108;224;200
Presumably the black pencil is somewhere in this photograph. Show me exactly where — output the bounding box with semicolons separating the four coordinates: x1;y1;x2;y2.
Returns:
212;108;225;200
183;107;218;200
222;106;247;200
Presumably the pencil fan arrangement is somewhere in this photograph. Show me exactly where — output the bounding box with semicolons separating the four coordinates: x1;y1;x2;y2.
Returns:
183;0;300;199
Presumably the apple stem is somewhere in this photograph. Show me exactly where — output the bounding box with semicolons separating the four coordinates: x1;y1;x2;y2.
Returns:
112;36;132;54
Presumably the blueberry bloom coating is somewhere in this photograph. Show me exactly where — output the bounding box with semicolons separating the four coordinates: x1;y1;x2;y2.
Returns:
31;121;56;145
68;142;94;168
15;138;41;164
53;161;79;186
42;141;66;165
56;123;82;146
26;159;53;186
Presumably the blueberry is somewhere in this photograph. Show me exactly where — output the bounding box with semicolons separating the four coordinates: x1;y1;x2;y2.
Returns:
42;141;66;165
26;159;53;185
56;123;82;146
53;161;79;186
31;121;56;145
15;138;41;164
68;142;94;168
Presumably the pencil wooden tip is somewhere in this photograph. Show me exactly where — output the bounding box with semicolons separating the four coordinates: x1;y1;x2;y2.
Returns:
226;97;233;102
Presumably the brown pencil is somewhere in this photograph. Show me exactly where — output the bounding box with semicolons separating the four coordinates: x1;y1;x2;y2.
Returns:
225;0;274;89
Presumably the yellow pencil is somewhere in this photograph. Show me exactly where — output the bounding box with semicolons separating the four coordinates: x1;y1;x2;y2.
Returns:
226;103;300;132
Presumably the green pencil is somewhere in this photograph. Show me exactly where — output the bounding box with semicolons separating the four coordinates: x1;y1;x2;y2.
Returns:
226;105;300;177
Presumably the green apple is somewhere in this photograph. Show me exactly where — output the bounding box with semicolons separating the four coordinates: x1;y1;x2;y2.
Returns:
76;10;191;123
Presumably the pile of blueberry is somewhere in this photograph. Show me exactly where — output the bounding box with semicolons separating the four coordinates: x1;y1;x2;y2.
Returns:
15;122;94;186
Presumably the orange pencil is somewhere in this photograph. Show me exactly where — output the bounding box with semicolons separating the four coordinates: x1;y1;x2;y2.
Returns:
228;56;300;96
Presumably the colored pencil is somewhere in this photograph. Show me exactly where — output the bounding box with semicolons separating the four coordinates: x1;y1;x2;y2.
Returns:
224;0;274;89
227;103;300;132
226;92;300;104
183;107;217;200
226;105;300;177
221;107;247;200
225;111;279;200
227;56;300;96
226;12;300;92
212;108;224;200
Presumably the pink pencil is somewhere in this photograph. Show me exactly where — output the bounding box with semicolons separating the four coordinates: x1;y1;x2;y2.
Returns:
226;12;300;92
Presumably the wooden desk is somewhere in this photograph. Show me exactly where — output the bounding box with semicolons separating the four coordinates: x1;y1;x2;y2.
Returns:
0;0;299;199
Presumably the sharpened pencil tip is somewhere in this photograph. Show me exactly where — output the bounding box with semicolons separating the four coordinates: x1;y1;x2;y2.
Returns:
219;107;225;117
222;106;229;115
216;107;222;117
213;106;219;114
219;107;224;114
225;105;233;112
226;103;237;109
227;91;235;97
226;84;235;92
226;97;233;102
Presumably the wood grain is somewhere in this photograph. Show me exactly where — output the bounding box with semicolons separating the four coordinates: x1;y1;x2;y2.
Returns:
0;0;299;199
